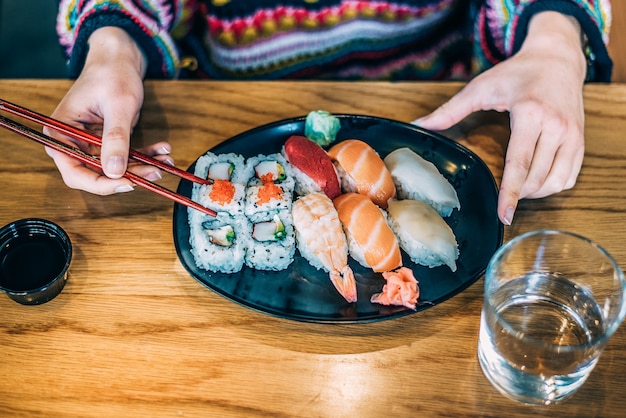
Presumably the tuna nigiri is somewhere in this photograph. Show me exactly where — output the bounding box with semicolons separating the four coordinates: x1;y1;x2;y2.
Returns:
328;139;396;209
282;135;342;199
333;192;402;273
292;193;357;303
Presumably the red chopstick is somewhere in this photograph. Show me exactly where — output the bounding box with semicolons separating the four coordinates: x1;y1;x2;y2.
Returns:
0;98;211;186
0;114;217;217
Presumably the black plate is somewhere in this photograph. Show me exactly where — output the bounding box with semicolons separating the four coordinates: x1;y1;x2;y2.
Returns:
173;115;503;323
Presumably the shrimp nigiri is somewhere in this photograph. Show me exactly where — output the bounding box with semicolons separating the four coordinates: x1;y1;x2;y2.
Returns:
333;192;402;273
328;139;396;209
291;193;357;303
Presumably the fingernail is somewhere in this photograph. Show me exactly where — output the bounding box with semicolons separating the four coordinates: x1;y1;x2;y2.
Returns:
106;156;125;177
503;206;515;226
115;184;134;193
162;156;175;166
410;117;425;125
145;171;162;182
159;146;171;155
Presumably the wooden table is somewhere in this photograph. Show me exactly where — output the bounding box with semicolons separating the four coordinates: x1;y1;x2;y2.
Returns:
1;80;625;417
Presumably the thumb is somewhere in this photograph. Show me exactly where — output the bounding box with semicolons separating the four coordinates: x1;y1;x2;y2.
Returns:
99;108;137;179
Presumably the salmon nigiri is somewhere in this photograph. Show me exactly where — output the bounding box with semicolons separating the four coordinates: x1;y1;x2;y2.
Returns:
333;192;402;273
328;139;396;209
292;193;357;303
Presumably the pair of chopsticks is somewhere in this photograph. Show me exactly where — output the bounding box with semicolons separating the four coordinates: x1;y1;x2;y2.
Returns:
0;98;216;217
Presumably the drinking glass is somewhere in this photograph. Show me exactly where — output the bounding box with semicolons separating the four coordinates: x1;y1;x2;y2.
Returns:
478;230;626;405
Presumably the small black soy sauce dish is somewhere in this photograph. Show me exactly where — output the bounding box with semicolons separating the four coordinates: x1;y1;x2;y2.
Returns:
0;218;72;305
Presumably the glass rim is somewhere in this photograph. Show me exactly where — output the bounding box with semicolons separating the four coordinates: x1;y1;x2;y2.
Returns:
485;229;626;345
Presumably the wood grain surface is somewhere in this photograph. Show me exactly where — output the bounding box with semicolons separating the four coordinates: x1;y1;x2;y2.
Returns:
0;80;625;417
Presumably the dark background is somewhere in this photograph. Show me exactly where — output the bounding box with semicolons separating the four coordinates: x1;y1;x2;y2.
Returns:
0;0;67;78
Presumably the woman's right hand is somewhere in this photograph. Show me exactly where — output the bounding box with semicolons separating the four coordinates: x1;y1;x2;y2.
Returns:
44;26;173;195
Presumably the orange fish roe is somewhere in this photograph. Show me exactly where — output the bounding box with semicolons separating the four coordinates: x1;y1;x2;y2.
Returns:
257;182;283;204
209;179;236;205
259;172;275;183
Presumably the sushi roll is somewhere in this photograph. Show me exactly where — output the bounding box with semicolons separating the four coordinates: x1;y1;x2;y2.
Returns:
282;135;342;199
387;199;459;271
292;193;356;303
244;182;294;217
191;152;251;217
245;210;296;271
383;147;460;217
333;192;402;273
193;152;250;185
244;153;295;217
328;139;396;209
245;153;295;189
189;212;251;273
196;181;246;217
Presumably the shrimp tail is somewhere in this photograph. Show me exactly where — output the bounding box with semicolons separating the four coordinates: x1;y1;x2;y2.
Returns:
329;265;357;303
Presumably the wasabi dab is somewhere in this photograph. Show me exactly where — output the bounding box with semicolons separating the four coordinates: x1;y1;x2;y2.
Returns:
304;110;340;147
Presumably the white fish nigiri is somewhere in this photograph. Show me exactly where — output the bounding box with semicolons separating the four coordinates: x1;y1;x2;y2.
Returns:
387;199;459;271
291;193;357;303
383;147;460;217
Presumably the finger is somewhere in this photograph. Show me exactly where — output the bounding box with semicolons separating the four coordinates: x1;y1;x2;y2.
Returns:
497;115;543;225
127;164;163;182
524;139;584;199
412;78;494;130
138;141;172;156
517;121;564;199
134;141;173;164
45;146;134;195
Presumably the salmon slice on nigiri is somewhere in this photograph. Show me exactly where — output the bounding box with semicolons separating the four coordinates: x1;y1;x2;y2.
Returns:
333;192;402;273
328;139;396;209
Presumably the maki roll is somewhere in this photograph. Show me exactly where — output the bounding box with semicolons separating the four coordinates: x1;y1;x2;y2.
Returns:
244;153;295;217
245;153;294;189
245;210;296;271
192;152;251;217
189;212;251;273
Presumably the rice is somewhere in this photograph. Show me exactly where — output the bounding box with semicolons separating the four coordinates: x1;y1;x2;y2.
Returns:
244;183;293;217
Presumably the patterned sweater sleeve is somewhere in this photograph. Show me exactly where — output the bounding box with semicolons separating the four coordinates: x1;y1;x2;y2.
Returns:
473;0;613;81
56;0;196;79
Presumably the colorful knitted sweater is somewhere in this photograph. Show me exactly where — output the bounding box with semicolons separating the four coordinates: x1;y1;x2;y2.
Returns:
56;0;613;81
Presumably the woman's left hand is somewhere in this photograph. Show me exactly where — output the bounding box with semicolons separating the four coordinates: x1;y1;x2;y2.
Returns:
414;11;587;225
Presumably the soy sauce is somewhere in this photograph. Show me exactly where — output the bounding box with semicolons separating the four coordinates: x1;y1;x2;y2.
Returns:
0;234;67;291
